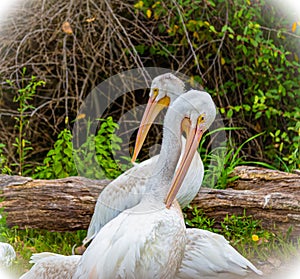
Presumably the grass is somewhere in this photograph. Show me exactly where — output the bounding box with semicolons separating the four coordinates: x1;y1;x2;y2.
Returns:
0;212;85;277
199;129;278;189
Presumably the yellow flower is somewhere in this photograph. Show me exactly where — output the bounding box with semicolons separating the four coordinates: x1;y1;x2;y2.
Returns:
152;1;161;8
146;9;152;19
189;20;197;25
292;22;297;33
134;1;144;9
220;57;226;65
252;234;259;242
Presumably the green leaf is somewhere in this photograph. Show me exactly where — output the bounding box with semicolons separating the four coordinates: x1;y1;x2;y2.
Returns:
227;108;233;118
242;45;247;55
243;104;251;111
255;111;262;119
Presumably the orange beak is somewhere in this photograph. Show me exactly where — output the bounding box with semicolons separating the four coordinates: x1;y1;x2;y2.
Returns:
131;95;170;163
165;117;204;208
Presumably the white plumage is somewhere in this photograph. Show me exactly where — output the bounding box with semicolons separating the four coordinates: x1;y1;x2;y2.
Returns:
84;73;203;245
19;228;262;279
19;253;80;279
73;90;216;278
74;202;186;279
0;242;16;269
176;228;263;279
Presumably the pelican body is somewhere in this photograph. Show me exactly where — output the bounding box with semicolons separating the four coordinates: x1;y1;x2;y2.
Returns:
176;229;263;279
20;229;262;279
0;242;16;270
19;253;80;279
73;90;215;278
84;73;203;245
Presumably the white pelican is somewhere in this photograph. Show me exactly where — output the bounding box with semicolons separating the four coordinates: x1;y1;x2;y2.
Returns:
84;73;203;245
0;242;16;269
19;253;80;279
19;229;262;278
176;229;263;279
72;90;216;278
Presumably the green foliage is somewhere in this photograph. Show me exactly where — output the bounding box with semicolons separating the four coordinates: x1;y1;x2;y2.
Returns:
269;124;300;172
184;206;272;244
0;143;6;170
184;206;219;233
6;68;45;175
200;128;276;189
3;74;127;179
34;117;129;180
74;116;128;179
0;211;85;276
0;143;12;174
133;0;300;172
34;127;76;179
221;211;262;245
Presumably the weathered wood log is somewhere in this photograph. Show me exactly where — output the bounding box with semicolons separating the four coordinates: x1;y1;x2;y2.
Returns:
0;176;107;231
195;166;300;238
0;166;299;238
228;165;300;191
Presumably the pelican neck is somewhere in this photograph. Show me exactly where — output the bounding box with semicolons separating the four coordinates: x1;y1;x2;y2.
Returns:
144;107;183;201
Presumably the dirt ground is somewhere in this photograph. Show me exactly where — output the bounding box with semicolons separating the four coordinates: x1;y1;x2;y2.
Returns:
247;254;300;279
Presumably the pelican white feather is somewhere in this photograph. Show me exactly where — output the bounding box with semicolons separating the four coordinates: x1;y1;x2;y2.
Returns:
19;253;80;279
176;228;263;279
0;242;16;269
19;228;262;278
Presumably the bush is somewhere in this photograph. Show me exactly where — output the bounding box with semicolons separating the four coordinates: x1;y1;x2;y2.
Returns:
34;117;128;179
133;0;300;170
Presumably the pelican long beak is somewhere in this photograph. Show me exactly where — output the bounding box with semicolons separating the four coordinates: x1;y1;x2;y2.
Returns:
131;95;170;162
165;117;204;208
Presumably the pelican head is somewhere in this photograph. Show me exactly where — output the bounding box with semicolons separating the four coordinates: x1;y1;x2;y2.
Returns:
150;73;185;105
164;89;216;208
132;73;185;162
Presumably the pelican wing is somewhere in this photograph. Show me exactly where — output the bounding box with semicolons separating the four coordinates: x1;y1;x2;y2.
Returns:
83;157;156;245
176;228;263;279
0;242;16;269
74;203;186;279
19;252;80;279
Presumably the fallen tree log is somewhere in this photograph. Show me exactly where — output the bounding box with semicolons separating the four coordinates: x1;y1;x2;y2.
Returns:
0;166;299;238
0;176;108;231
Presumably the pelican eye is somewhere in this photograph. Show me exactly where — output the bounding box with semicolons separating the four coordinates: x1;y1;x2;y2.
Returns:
197;114;205;124
153;88;159;98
